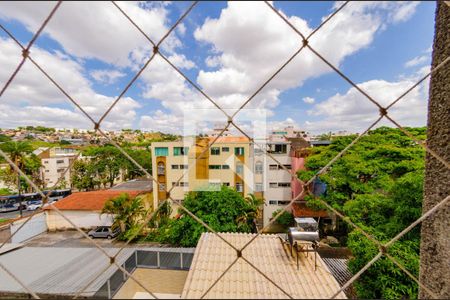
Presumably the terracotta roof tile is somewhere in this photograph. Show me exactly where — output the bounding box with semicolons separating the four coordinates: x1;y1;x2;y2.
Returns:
44;190;143;211
292;202;329;218
182;233;346;299
208;136;250;143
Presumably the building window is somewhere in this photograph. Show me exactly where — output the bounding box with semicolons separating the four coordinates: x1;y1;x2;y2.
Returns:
254;147;264;155
269;164;278;170
180;165;189;169
56;160;64;164
158;183;166;191
173;147;189;156
44;160;49;164
234;147;245;156
278;201;290;206
211;147;220;155
209;165;221;170
45;170;50;173
222;164;230;169
255;183;263;192
278;182;291;187
269;144;287;154
157;162;165;175
223;182;230;186
171;165;179;169
255;161;263;174
222;147;229;152
155;147;169;156
236;183;243;192
236;163;243;174
269;182;277;188
269;200;277;205
57;168;65;173
172;182;189;187
282;164;292;170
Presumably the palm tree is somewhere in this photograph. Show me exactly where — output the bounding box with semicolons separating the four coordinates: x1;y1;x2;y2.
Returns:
236;194;264;232
101;193;145;233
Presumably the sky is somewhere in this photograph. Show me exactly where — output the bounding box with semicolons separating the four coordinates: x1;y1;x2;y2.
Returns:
0;1;436;135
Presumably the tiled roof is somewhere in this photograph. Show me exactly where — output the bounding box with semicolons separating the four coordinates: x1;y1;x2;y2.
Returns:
182;232;346;299
292;202;329;218
208;136;250;143
44;190;143;211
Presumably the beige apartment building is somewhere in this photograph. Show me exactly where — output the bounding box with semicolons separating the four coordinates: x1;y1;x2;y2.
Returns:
35;147;79;188
150;136;254;209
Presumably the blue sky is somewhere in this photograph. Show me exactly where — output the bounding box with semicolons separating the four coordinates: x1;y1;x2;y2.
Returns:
0;1;435;135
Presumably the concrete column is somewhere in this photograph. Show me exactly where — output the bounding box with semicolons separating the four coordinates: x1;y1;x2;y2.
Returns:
419;2;450;298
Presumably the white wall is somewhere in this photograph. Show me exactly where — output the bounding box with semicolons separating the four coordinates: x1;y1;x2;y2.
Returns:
45;210;113;231
10;212;47;243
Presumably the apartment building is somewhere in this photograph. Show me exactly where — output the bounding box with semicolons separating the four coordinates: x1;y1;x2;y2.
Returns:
150;136;253;209
257;126;311;226
36;147;79;188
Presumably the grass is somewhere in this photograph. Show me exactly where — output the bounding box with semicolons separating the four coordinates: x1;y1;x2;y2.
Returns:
0;218;9;225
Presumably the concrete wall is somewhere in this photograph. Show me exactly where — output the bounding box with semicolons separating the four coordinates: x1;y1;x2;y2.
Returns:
10;213;47;243
419;2;450;298
45;210;113;231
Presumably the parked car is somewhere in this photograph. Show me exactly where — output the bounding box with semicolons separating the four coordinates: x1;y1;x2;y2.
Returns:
88;226;120;239
26;200;43;211
0;203;19;213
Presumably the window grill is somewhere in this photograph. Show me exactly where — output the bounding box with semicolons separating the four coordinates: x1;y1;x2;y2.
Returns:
0;1;448;299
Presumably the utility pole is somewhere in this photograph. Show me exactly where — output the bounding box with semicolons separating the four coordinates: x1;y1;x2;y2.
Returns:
419;2;450;298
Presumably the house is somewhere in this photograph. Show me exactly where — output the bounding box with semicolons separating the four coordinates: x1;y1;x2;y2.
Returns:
181;232;346;299
43;190;143;231
36;147;79;188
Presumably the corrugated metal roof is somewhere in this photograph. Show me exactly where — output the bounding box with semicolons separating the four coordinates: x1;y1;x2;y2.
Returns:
182;233;346;299
322;258;355;298
111;179;153;192
0;247;134;297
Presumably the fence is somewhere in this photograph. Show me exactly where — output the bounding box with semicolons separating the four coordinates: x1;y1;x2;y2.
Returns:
0;1;449;299
94;248;195;299
9;212;47;244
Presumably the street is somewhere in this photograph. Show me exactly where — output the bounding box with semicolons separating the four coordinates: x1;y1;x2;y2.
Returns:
0;209;34;221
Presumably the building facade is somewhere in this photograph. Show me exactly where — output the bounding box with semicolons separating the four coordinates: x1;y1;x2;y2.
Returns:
150;136;254;210
36;147;79;188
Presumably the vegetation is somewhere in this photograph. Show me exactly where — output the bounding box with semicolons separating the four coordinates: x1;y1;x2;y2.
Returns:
145;187;262;247
71;145;151;191
297;126;426;299
101;193;146;241
0;188;12;196
272;209;295;227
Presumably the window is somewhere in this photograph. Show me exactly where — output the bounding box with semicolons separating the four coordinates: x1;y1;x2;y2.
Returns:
223;182;230;186
56;160;64;164
180;165;189;169
211;147;220;155
173;147;189;156
209;165;221;169
269;182;277;188
269;164;278;170
269;200;277;205
57;168;65;173
171;165;179;169
222;164;230;169
278;201;290;206
45;170;50;173
155;147;169;156
282;164;292;170
172;182;189;187
255;161;263;174
255;183;263;192
222;147;229;152
236;183;243;192
44;160;49;164
278;182;291;187
254;147;263;155
234;147;244;156
158;183;166;191
157;162;165;175
269;144;287;154
236;163;243;174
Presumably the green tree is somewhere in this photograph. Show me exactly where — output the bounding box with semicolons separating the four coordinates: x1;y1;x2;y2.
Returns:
272;209;295;227
71;160;99;191
150;187;260;247
297;126;426;299
101;193;145;240
0;141;34;191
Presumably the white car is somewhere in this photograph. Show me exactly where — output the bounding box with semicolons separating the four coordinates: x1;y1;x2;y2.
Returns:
26;201;43;211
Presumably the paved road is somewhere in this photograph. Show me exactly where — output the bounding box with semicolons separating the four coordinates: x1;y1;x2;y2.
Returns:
0;209;34;220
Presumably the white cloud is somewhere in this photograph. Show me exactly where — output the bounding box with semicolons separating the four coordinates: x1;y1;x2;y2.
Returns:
304;78;428;133
303;96;315;104
0;37;140;130
90;69;126;84
0;1;179;68
404;55;430;68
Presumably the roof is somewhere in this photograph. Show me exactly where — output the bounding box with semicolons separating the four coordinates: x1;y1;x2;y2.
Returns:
292;202;329;218
44;190;143;211
111;179;153;191
322;258;355;298
182;232;346;299
208;136;249;143
0;246;134;297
